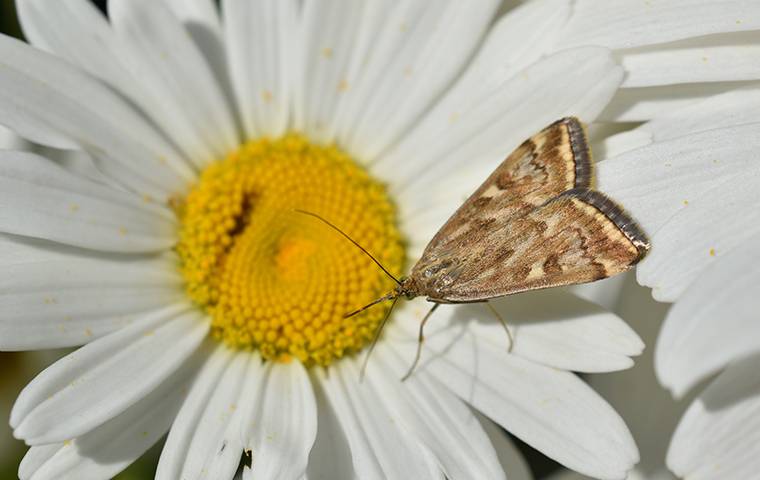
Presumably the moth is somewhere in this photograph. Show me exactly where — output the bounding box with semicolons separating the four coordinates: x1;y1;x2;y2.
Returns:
302;117;650;379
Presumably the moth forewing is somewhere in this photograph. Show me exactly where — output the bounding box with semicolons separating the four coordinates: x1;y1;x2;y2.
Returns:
303;117;651;379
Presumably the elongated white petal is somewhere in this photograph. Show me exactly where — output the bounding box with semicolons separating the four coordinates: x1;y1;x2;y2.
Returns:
317;360;441;479
477;413;533;480
223;0;297;139
450;0;572;96
0;235;181;350
373;348;506;480
203;354;267;480
389;47;622;247
598;81;760;122
638;171;760;301
109;0;238;167
559;0;760;49
155;344;233;480
177;352;256;478
0;151;176;253
667;353;760;479
394;290;642;374
0;34;193;197
598;123;760;237
420;333;638;479
639;87;760;141
0;124;30;150
163;0;230;108
164;0;221;30
293;0;375;142
570;274;629;312
336;0;500;161
21;348;200;480
19;445;61;480
656;236;760;397
16;0;145;102
304;378;355;480
11;306;208;444
620;31;760;88
248;362;317;480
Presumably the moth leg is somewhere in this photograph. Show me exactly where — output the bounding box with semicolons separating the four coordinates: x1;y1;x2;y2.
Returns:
485;301;514;352
360;296;400;382
401;303;440;382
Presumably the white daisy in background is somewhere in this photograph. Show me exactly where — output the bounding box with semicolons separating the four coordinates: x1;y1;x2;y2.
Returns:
1;0;758;479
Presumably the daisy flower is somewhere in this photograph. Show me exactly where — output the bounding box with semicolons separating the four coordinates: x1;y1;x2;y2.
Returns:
1;1;758;479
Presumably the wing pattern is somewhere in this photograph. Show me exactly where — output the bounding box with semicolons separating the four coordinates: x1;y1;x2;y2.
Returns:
409;118;649;302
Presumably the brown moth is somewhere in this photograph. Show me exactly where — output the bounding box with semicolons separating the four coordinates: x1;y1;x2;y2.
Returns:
302;117;650;379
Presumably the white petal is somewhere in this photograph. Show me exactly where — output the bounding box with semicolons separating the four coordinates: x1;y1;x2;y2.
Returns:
595;129;654;161
388;47;622;243
667;353;760;480
619;31;760;88
109;0;239;166
569;274;629;312
421;332;638;479
22;348;199;480
163;0;231;113
11;305;208;444
598;81;760;122
177;352;259;479
204;354;267;480
0;33;193;197
19;445;62;480
559;0;760;50
0;151;176;253
293;0;377;142
396;290;642;374
450;0;572;94
317;360;441;479
638;170;760;301
164;0;221;29
304;377;355;480
248;362;317;480
0;234;182;350
0;124;30;150
223;0;297;139
336;0;501;161
477;412;533;480
655;236;760;397
639;87;760;141
597;122;760;237
155;344;232;480
373;347;506;480
16;0;146;103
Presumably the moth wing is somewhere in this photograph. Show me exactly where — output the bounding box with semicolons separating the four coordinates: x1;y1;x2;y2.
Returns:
419;117;592;265
410;189;650;302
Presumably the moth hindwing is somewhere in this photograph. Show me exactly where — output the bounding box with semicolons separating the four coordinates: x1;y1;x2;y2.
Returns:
406;117;650;302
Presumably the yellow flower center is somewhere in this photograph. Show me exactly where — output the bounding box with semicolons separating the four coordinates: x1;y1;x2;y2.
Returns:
174;135;405;366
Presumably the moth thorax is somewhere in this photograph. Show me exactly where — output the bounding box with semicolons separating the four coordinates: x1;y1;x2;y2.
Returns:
174;134;406;366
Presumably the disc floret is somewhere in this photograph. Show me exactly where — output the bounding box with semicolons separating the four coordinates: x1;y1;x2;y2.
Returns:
175;135;405;366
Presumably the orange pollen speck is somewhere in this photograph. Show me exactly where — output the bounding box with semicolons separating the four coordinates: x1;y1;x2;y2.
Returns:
174;134;405;366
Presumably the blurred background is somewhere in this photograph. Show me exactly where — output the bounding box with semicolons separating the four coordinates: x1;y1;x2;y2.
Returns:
0;1;688;479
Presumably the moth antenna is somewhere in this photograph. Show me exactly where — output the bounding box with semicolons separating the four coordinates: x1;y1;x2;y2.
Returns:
294;209;402;286
344;290;397;319
485;301;513;352
401;303;440;382
360;296;400;382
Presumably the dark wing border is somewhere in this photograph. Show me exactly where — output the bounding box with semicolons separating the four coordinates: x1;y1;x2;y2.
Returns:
561;188;651;262
549;117;594;189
